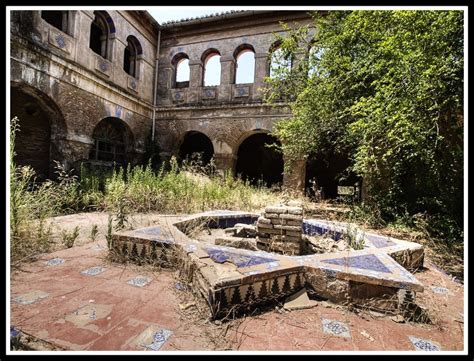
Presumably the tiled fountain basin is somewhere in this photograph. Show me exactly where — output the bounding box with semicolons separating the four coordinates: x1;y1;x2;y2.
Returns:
111;211;424;319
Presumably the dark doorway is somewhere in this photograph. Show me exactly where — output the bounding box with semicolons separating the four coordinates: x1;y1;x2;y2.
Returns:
179;131;214;166
235;133;283;187
305;152;359;200
10;88;52;180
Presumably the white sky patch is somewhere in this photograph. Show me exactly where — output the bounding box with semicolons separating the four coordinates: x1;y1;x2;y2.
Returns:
203;54;221;86
236;51;255;84
148;8;237;25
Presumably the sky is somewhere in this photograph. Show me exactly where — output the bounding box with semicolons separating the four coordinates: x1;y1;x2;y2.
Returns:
147;7;239;25
149;7;257;86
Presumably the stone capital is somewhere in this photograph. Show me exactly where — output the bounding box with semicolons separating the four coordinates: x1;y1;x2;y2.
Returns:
188;59;203;66
220;55;235;63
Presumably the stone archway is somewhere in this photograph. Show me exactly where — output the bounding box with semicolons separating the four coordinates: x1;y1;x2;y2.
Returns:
10;82;67;180
179;131;214;166
235;132;283;187
88;117;134;167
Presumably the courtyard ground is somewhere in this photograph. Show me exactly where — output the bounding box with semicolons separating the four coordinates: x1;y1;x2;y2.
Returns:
9;211;464;352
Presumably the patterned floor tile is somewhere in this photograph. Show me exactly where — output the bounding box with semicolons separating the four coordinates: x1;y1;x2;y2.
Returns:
46;258;65;266
127;276;152;287
322;318;351;338
81;266;106;276
409;336;441;351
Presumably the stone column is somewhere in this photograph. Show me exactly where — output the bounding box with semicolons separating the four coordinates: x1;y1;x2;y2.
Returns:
213;153;237;175
157;64;173;106
219;55;235;102
282;155;307;194
292;50;306;69
253;52;269;101
188;59;203;103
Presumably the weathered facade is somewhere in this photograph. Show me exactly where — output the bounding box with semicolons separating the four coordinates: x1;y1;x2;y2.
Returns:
10;9;319;190
10;10;158;178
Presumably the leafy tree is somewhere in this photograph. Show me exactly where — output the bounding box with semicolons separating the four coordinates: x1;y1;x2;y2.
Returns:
266;11;463;240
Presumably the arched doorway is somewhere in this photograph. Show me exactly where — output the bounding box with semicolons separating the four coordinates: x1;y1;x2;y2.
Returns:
179;131;214;166
235;133;283;187
88;117;133;167
10;83;66;180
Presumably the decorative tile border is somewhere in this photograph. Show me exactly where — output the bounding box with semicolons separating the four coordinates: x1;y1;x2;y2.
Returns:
234;85;250;98
48;28;72;53
202;87;217;100
95;56;112;77
112;210;425;318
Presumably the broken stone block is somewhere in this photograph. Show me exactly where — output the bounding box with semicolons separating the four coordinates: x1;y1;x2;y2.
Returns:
280;235;301;243
283;288;315;310
224;227;236;236
256;222;273;230
286;220;303;227
285;230;301;237
257;216;271;224
264;212;281;219
215;237;258;251
258;228;285;236
287;207;303;215
233;223;257;238
274;225;301;232
279;213;303;221
256;236;272;244
265;206;288;214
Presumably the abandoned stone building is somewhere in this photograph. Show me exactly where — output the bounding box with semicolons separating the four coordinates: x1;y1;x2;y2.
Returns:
10;9;358;198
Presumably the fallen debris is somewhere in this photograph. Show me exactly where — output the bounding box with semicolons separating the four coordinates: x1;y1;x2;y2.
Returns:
390;314;405;323
360;330;375;342
179;302;196;311
215;236;258;251
283;288;316;311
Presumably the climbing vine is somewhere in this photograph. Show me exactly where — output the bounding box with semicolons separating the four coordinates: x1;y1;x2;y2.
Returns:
265;10;464;241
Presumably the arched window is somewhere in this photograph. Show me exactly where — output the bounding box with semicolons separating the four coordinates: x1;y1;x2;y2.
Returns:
176;59;190;82
234;45;255;84
269;45;292;79
172;53;190;88
41;11;69;34
123;35;142;78
202;50;221;86
179;131;214;166
89;11;115;59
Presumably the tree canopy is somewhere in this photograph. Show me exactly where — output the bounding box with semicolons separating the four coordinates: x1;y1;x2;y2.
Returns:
265;10;464;240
